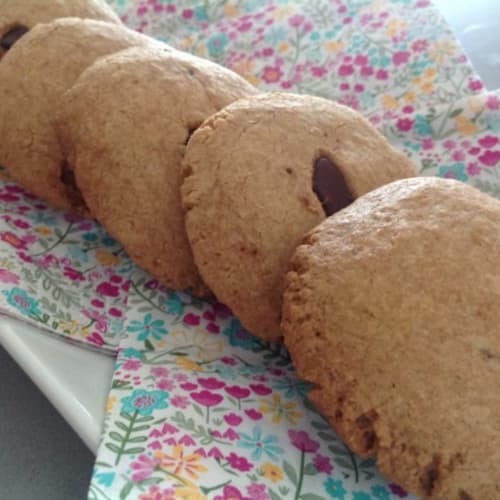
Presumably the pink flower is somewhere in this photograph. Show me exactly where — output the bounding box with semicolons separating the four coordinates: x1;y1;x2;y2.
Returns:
1;232;26;249
392;51;410;66
166;4;175;13
338;64;354;76
208;446;224;459
288;14;304;27
130;454;161;482
468;79;484;91
486;95;500;110
314;454;333;473
63;266;84;281
223;428;239;441
262;66;283;84
467;163;481;176
421;138;434;150
87;332;104;346
245;409;263;420
262;47;273;56
215;485;250;500
302;21;313;33
226;452;253;472
411;39;429;52
402;105;414;114
239;22;253;33
91;298;104;308
360;66;374;77
193;448;206;457
198;377;225;390
354;83;364;93
396;118;414;132
443;140;456;150
389;483;408;497
13;219;30;229
224;413;243;426
250;384;272;396
82;308;108;333
178;434;196;446
225;385;251;399
156;378;174;391
221;356;237;366
375;69;389;80
452;151;465;162
0;192;19;202
206;322;220;334
180;382;197;391
354;55;368;66
123;359;142;371
288;430;320;453
139;485;176;500
479;135;498;148
340;82;350;91
416;0;430;6
468;147;480;156
145;279;158;290
182;8;194;19
247;484;269;500
191;390;223;407
151;367;169;378
311;66;327;78
183;313;200;326
170;395;189;408
109;307;122;318
173;373;188;383
478;150;500;167
96;282;119;297
0;269;19;284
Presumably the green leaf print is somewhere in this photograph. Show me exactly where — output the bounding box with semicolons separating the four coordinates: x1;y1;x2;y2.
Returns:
283;460;298;486
268;490;282;500
303;463;317;476
300;494;326;500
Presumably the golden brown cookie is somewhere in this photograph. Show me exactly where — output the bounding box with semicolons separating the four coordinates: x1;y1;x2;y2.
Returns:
0;17;157;214
282;177;500;499
0;0;120;59
56;46;257;295
182;93;417;339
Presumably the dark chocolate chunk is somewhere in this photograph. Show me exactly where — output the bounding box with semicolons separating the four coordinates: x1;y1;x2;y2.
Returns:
312;156;354;216
0;25;29;52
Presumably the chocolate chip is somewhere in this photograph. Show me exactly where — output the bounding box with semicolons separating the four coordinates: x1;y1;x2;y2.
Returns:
0;25;29;52
312;156;354;216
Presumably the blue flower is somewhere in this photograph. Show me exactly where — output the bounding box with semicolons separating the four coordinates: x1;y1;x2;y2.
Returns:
127;313;168;341
272;377;310;399
309;31;321;41
353;492;371;500
165;292;184;317
194;5;208;21
94;471;115;487
101;235;117;247
207;33;229;58
83;232;98;242
122;347;143;359
223;319;257;350
371;485;390;500
120;389;169;416
238;426;284;461
414;114;433;136
324;478;346;499
3;288;40;316
438;162;468;182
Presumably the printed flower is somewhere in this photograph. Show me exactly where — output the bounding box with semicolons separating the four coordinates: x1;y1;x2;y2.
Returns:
190;390;223;407
123;359;142;371
157;445;207;480
214;485;250;500
175;483;206;500
272;377;309;399
59;319;80;336
261;462;284;483
177;357;204;372
225;385;251;400
429;39;456;63
478;150;500;167
131;453;162;482
121;389;169;416
0;232;26;249
438;163;468;182
34;225;52;236
468;79;483;92
139;485;176;500
105;395;116;412
82;308;108;333
3;288;40;316
95;249;121;266
455;115;479;136
392;50;410;66
127;313;168;341
96;282;120;297
288;430;320;453
262;65;283;84
197;377;225;390
151;367;169;378
259;393;302;425
245;408;263;420
250;383;272;396
226;452;253;472
224;413;242;426
62;266;84;281
314;453;333;474
0;269;19;284
238;426;284;461
479;135;498;148
207;33;229;57
371;485;390;500
353;492;371;500
246;484;269;500
411;39;429;52
467;163;481;176
324;478;346;499
396;118;414;132
222;319;257;349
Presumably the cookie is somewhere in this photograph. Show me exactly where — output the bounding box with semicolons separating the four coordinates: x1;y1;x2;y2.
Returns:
0;0;120;59
281;177;500;499
182;93;417;339
0;17;157;214
56;46;257;295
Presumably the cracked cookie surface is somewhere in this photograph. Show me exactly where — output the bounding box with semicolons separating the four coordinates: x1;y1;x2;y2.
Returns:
282;177;500;499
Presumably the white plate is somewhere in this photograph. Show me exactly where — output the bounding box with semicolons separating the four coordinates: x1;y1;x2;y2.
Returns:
0;317;115;453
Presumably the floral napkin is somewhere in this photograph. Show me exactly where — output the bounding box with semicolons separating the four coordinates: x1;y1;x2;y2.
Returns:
0;0;498;499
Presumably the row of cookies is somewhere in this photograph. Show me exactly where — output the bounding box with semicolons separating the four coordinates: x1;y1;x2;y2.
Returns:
1;2;499;498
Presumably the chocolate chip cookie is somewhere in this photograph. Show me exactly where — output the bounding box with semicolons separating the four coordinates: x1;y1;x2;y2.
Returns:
182;93;417;339
0;17;156;214
0;0;120;59
56;46;257;295
282;177;500;499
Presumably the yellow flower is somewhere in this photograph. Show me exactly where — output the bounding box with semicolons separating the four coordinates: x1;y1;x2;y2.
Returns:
273;5;294;20
176;356;204;372
59;319;80;336
278;42;290;53
411;76;421;86
224;4;239;17
179;36;195;51
466;95;486;113
106;395;116;412
157;445;207;480
259;393;302;425
404;91;416;103
381;94;398;110
420;81;434;94
261;462;284;483
423;67;437;80
95;249;121;266
429;40;456;64
385;18;407;38
175;484;206;500
325;40;344;53
455;115;478;136
196;45;206;57
231;58;259;86
35;225;52;236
